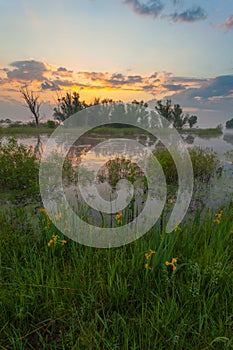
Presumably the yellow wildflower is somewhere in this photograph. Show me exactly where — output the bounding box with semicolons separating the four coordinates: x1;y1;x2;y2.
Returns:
55;212;62;220
145;249;156;260
62;240;67;246
165;257;178;271
115;212;123;220
168;198;174;204
145;263;149;269
40;208;47;215
214;210;223;223
145;253;150;260
47;239;53;247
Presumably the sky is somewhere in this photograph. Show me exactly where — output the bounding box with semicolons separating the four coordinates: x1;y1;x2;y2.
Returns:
0;0;233;126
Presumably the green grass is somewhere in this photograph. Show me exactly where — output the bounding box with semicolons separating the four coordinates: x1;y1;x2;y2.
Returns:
0;137;232;349
0;126;55;135
0;200;233;349
180;127;223;137
0;125;223;138
0;125;54;136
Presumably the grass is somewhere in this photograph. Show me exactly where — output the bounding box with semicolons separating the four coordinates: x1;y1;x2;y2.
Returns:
180;127;223;137
0;126;55;135
0;125;223;138
0;136;232;349
0;199;233;349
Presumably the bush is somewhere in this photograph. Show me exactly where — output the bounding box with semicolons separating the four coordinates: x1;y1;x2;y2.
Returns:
226;118;233;129
46;120;56;128
0;137;39;193
97;147;220;187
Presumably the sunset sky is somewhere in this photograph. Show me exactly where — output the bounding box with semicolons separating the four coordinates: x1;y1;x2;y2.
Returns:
0;0;233;126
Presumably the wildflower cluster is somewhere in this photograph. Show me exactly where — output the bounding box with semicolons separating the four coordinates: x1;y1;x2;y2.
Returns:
165;258;177;271
39;207;67;249
213;209;223;224
115;212;123;225
48;234;67;247
144;249;156;269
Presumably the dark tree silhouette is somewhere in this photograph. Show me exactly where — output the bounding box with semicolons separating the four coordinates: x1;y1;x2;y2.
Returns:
155;99;197;130
20;86;41;127
53;92;87;121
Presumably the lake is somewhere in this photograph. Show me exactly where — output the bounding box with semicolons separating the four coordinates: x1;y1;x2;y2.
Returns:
1;129;233;216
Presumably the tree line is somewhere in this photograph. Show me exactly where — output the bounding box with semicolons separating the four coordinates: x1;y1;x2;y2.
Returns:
19;87;198;130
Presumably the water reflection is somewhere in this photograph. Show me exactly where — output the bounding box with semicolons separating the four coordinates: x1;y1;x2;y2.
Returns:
1;128;233;214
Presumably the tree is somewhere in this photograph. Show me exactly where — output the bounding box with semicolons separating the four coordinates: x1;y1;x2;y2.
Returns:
155;99;197;130
20;86;41;127
53;92;87;121
226;118;233;129
172;104;188;130
188;115;198;128
155;99;173;123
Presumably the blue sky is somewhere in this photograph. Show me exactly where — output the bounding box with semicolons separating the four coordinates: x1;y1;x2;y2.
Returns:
0;0;233;126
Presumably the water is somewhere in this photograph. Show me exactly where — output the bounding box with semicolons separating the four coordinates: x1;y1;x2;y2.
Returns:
1;129;233;213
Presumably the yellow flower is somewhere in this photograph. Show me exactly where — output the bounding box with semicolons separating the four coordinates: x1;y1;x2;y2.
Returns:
145;253;150;260
52;234;59;243
40;208;47;215
165;257;178;271
145;263;149;269
115;212;123;220
47;239;53;247
62;240;67;246
55;212;62;220
214;210;223;222
168;198;174;204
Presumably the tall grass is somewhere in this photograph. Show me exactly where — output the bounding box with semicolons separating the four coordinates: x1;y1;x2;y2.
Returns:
0;137;232;349
0;203;233;349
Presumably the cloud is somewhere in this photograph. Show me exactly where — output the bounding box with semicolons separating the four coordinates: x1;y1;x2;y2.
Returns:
162;75;233;112
218;14;233;30
7;60;47;82
170;6;207;23
57;67;68;72
41;81;60;91
123;1;207;24
124;0;164;18
162;84;186;91
2;59;233;116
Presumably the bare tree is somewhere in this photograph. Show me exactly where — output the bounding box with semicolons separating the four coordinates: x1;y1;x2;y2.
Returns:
20;86;41;127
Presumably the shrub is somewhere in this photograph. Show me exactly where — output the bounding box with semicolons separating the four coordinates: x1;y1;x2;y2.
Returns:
0;137;39;193
46;120;56;128
97;147;220;187
226;118;233;129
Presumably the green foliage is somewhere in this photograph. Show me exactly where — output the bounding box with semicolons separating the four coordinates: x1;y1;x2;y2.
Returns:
0;137;39;193
188;147;220;182
8;121;23;128
226;118;233;129
155;99;198;130
53;92;87;121
188;115;198;128
98;147;220;187
0;202;233;349
46;119;56;128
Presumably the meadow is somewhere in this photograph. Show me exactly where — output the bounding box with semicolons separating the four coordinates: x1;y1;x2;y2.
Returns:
0;136;233;349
